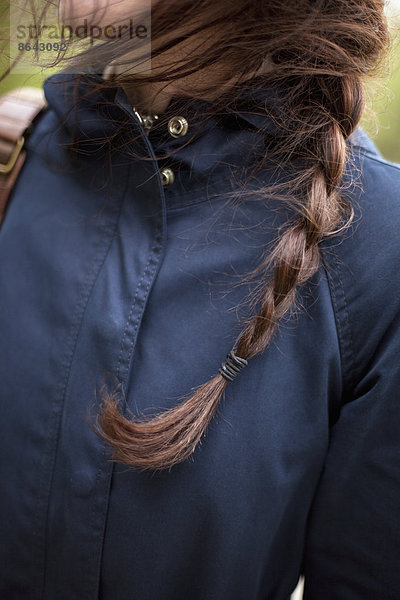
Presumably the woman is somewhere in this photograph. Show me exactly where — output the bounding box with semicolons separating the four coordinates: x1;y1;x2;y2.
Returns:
1;0;399;598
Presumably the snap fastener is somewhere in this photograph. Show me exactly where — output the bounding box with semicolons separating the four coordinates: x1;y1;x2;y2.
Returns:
161;167;175;188
167;116;189;138
142;114;159;135
132;108;159;135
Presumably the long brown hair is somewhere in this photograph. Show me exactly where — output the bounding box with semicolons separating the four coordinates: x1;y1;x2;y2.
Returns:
3;0;390;469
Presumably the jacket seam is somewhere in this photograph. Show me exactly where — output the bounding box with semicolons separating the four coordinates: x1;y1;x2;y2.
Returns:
37;214;119;599
115;234;163;386
81;176;131;600
349;146;400;171
38;168;128;600
319;248;357;398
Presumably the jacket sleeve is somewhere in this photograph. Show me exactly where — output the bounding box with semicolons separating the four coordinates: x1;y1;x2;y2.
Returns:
303;151;400;600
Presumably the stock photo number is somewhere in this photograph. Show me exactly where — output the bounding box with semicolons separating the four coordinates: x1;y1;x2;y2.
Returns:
17;42;68;52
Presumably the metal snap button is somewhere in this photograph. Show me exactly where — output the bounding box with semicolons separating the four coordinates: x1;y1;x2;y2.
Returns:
161;167;175;188
167;116;189;138
142;114;159;135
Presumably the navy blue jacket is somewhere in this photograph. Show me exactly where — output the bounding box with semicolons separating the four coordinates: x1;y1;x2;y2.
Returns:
1;72;400;600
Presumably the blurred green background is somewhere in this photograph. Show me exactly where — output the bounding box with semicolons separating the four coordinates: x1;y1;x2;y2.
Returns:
2;1;400;163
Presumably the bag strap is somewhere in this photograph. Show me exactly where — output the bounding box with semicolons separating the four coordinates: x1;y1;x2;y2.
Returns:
0;86;48;226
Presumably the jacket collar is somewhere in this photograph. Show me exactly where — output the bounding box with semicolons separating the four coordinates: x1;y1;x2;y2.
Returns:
43;69;286;140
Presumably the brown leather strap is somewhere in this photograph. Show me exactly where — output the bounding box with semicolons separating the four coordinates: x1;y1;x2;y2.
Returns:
0;86;47;226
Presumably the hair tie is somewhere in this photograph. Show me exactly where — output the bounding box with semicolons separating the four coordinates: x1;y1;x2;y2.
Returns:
219;350;248;382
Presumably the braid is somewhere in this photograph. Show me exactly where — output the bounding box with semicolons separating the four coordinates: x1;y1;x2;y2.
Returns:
238;77;362;360
1;1;387;470
93;75;363;470
90;3;388;470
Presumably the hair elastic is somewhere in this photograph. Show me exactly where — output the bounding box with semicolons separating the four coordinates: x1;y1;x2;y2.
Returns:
218;350;248;382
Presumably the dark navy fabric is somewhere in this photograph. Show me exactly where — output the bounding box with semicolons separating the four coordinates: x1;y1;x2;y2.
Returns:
1;72;400;600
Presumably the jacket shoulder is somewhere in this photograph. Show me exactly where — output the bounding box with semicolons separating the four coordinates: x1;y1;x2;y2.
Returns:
320;129;400;396
347;125;382;157
304;130;400;595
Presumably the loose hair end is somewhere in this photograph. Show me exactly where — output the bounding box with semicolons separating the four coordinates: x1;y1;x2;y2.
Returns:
92;375;229;471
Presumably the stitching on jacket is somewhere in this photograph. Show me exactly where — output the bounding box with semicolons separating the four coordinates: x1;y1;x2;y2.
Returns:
356;151;400;172
116;231;164;392
36;172;127;600
115;243;157;383
87;175;163;600
319;248;357;399
87;145;166;596
84;174;134;599
37;217;118;598
332;251;357;393
115;253;151;381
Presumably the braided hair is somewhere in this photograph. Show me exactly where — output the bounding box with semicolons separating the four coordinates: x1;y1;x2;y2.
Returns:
94;1;389;470
3;0;389;469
